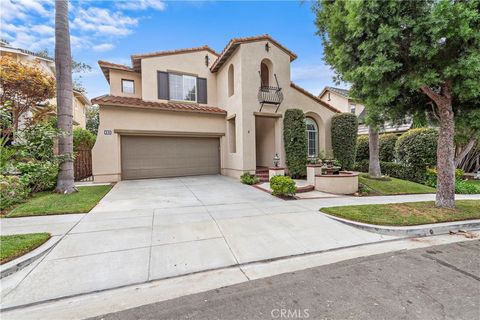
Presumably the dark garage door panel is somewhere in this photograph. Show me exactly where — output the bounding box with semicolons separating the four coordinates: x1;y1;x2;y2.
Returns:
121;136;220;180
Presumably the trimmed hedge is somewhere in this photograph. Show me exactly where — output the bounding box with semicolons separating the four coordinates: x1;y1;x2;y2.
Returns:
356;135;369;162
331;113;358;170
270;175;296;197
240;172;259;185
354;160;427;183
379;134;398;162
283;109;307;178
395;128;437;168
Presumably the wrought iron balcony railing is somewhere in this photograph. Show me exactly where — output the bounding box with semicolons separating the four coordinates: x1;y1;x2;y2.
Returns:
258;86;284;110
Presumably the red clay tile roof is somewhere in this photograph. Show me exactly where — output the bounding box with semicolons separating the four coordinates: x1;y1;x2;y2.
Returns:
290;82;342;114
131;45;219;71
91;95;227;115
98;60;136;82
210;34;298;73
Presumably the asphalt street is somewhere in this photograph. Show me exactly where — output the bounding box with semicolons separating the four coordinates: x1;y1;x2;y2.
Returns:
92;240;480;320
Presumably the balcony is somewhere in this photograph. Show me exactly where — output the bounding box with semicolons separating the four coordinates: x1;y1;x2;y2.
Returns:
258;86;284;112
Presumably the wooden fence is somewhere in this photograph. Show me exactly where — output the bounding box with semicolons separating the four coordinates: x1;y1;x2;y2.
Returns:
74;149;92;181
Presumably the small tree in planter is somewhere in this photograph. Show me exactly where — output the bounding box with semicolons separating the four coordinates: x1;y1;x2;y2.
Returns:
331;113;358;170
283;109;307;178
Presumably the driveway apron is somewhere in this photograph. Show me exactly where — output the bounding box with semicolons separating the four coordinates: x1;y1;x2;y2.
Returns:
1;175;395;309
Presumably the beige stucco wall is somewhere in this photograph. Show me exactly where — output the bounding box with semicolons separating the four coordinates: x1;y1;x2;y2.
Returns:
319;90;365;116
73;96;87;128
92;105;225;182
109;69;142;98
141;51;218;106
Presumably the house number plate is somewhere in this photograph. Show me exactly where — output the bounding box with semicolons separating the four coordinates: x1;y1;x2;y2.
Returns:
104;130;112;135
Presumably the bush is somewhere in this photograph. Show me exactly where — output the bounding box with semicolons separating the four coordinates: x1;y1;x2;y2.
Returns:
270;175;296;197
379;134;398;162
331;113;358;170
18;120;58;161
356;135;369;162
354;160;427;183
283;109;307;178
455;180;480;194
425;167;465;188
0;175;30;210
240;172;259;185
16;160;58;193
395;128;437;169
73;127;96;151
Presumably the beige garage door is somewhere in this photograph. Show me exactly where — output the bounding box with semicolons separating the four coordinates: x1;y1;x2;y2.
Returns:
121;136;220;180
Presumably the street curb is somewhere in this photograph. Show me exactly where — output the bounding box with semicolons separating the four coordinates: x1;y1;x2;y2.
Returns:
0;236;61;279
319;211;480;236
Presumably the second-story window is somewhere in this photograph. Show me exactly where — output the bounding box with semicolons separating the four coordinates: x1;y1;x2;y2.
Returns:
169;74;196;102
122;79;134;94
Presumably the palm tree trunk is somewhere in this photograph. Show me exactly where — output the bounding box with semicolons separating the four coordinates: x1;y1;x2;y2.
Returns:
368;126;382;177
54;0;76;194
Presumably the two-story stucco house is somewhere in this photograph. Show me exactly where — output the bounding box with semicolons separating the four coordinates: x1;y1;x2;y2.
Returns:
0;41;91;129
91;35;341;182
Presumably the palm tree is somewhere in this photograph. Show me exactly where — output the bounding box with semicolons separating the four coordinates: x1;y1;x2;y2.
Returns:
54;0;76;194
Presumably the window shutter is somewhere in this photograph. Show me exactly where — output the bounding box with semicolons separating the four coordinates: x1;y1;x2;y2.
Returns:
197;77;207;104
157;71;169;100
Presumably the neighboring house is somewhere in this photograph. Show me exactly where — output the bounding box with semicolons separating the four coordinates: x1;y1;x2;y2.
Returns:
318;86;411;135
92;34;341;182
0;41;91;128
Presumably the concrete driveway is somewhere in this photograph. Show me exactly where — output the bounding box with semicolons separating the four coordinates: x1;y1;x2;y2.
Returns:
1;175;395;309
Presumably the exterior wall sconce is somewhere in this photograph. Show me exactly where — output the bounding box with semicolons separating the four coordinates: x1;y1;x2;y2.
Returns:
273;153;280;167
205;55;210;67
265;43;270;52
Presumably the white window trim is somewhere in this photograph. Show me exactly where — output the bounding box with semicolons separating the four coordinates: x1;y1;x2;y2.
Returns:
169;73;197;103
306;117;318;158
121;79;135;94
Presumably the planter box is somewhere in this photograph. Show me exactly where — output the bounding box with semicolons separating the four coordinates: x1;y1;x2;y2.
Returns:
306;164;322;185
269;167;285;180
315;171;359;194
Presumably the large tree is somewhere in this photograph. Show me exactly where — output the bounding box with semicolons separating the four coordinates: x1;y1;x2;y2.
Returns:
55;0;76;194
314;0;480;208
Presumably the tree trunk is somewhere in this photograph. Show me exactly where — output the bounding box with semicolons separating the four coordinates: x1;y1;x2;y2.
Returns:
54;0;76;194
368;126;382;177
455;137;476;168
420;84;455;208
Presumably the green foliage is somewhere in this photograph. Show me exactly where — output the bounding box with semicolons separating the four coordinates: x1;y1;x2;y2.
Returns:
331;113;358;170
354;160;427;184
240;172;259;185
18;120;58;161
0;232;51;264
73;127;96;151
283;109;307;178
86;105;99;135
0;175;30;210
16;160;58;193
269;175;296;197
455;180;480;194
379;134;398;162
395;128;437;169
356;135;369;162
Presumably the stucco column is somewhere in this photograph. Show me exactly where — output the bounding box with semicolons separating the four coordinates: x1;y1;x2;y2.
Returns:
269;167;285;180
306;164;322;185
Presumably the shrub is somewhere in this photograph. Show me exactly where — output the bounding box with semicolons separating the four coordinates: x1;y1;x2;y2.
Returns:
240;172;259;185
283;109;307;178
356;135;369;162
354;160;427;183
425;167;465;188
455;180;480;194
331;113;358;170
73;127;96;151
379;134;398;162
0;175;30;210
18;120;58;161
16;160;58;193
270;175;296;197
395;128;437;169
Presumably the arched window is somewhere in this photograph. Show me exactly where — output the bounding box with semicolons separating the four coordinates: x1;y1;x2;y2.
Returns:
260;62;269;86
306;117;318;157
228;64;234;96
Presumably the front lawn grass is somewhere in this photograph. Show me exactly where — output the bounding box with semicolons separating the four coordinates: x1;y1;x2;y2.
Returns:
1;233;51;264
359;174;435;195
321;200;480;226
6;185;112;218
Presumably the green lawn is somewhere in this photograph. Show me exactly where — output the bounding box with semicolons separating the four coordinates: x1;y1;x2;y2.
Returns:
6;185;112;218
1;233;51;264
359;174;435;195
321;200;480;226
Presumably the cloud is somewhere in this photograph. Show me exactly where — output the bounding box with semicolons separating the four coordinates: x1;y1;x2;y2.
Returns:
116;0;166;11
92;43;114;52
71;7;138;36
291;63;349;95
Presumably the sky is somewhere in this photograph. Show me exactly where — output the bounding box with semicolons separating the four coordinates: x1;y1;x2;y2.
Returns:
1;0;346;100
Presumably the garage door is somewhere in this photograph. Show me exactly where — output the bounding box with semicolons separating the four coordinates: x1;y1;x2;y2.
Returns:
121;136;220;180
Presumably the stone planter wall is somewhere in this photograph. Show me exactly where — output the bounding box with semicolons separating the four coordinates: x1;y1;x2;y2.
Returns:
314;171;359;194
306;164;323;185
